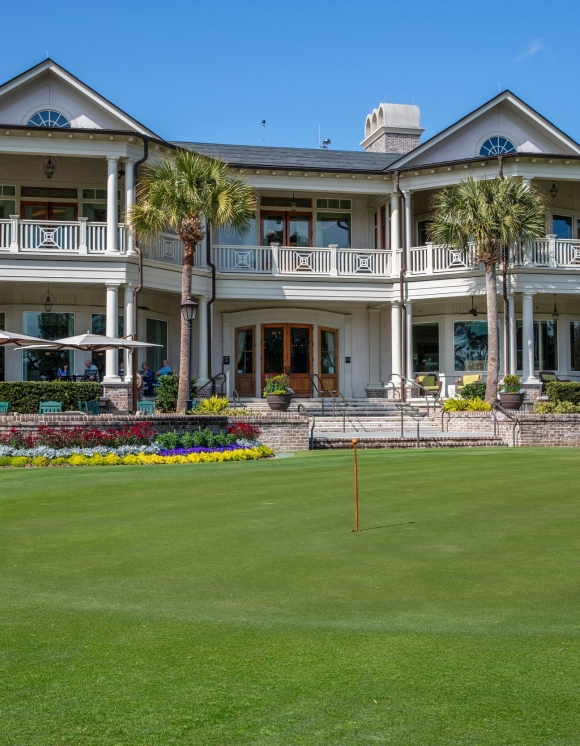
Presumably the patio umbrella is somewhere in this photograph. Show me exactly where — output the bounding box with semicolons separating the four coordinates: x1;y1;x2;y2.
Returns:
17;333;162;351
0;329;66;347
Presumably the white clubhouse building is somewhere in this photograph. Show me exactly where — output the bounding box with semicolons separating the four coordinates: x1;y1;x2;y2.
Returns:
1;59;580;399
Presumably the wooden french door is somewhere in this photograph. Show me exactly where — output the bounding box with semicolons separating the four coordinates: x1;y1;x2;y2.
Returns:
21;202;78;220
261;212;312;247
319;327;338;394
262;324;312;397
234;326;255;397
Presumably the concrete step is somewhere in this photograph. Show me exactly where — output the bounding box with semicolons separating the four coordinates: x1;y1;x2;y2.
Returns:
313;434;506;449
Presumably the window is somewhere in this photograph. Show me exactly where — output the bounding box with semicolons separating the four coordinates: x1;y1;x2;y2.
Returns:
0;200;15;219
373;211;378;249
261;196;312;208
83;204;107;222
146;318;168;372
28;110;71;128
22;312;74;381
21;187;77;198
0;313;4;382
91;314;124;377
417;219;432;246
219;216;257;245
380;205;386;249
316;213;351;248
0;185;15;197
571;323;580;371
479;137;517;156
454;321;489;371
413;323;439;372
552;215;572;239
316;199;351;210
82;189;108;200
516;320;557;370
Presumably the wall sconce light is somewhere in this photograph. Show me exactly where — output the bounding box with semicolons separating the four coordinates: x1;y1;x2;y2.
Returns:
42;284;55;312
549;181;559;198
43;156;56;179
290;192;297;212
552;294;560;322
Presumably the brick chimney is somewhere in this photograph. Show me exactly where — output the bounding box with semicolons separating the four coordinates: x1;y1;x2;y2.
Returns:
361;103;424;154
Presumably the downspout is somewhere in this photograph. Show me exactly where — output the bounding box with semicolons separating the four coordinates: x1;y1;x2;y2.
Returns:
395;171;407;402
131;139;149;412
498;154;510;375
206;224;217;393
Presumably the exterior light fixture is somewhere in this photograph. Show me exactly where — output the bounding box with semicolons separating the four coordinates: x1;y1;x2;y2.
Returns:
180;295;198;322
43;156;55;179
321;138;331;149
549;181;559;198
290;192;297;212
552;294;560;322
42;284;55;312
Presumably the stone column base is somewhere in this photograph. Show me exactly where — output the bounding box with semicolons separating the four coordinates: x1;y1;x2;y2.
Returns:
522;383;542;401
101;382;134;413
366;387;386;398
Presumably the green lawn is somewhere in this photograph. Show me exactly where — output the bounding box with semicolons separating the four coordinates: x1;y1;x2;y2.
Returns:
1;449;580;745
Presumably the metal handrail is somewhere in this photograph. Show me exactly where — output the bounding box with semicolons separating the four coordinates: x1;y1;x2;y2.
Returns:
387;373;440;415
297;403;316;449
492;402;520;447
197;372;227;397
310;373;348;416
394;401;428;448
231;389;246;409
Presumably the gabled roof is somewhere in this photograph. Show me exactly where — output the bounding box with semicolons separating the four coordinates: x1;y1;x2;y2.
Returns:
174;141;403;173
388;90;580;169
0;58;161;138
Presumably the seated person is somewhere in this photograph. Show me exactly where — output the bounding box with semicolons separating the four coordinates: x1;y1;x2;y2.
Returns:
56;363;69;379
83;359;100;381
140;362;154;396
155;359;172;378
118;360;125;378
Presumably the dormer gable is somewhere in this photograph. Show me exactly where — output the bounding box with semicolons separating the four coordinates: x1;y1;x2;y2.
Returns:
0;59;160;137
389;91;580;169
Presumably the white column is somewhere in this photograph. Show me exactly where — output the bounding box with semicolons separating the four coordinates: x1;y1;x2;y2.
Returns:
197;297;209;386
123;285;135;381
104;284;121;382
508;294;517;374
390;193;400;250
406;301;413;381
391;301;402;385
106;157;119;254
522;177;532;189
522;292;537;383
367;307;382;389
123;159;135;256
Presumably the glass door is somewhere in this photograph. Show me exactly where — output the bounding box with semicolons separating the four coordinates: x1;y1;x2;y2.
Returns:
261;212;311;246
262;324;312;397
21;203;78;220
319;327;338;394
288;214;310;247
262;213;285;245
235;326;255;397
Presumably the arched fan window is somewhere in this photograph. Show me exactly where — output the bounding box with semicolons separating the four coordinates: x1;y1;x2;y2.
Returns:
27;110;71;128
479;136;516;156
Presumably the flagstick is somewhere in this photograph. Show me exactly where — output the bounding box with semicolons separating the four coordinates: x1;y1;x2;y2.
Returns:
352;438;359;532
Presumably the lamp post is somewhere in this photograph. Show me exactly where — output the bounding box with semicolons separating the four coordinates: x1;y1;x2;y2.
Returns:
181;295;198;411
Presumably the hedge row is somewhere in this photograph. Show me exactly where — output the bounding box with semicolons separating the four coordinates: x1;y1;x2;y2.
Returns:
546;381;580;405
0;382;101;414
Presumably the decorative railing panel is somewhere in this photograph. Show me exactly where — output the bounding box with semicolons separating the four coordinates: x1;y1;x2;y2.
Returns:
20;220;79;252
337;249;390;275
87;223;106;252
215;245;272;273
277;247;331;274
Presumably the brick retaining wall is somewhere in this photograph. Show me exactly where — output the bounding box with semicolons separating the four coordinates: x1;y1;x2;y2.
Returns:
440;411;580;446
0;412;310;453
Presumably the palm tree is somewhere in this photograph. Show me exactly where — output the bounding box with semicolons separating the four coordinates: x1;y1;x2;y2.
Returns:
429;176;546;401
129;151;256;412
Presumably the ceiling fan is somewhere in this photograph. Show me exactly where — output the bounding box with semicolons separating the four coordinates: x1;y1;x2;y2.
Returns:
459;296;484;317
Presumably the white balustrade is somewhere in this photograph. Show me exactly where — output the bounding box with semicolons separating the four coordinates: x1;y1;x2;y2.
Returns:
278;247;331;274
409;246;428;274
337;249;390;276
87;223;107;252
554;238;580;266
530;238;551;266
215;245;272;273
0;219;10;249
140;232;186;265
19;220;79;252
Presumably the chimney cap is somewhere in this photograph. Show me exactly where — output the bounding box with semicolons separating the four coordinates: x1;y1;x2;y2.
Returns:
361;102;425;151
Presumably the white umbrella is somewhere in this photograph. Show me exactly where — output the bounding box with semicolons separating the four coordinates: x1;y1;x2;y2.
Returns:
18;333;162;351
0;329;65;347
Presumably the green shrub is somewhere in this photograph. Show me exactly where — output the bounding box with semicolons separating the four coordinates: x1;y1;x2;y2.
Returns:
460;382;487;400
443;398;470;411
155;375;197;413
545;381;580;405
535;400;580;414
194;396;230;415
466;397;491;411
0;381;100;414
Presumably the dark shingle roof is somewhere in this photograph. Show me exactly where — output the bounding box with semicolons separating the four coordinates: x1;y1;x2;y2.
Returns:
171;142;402;173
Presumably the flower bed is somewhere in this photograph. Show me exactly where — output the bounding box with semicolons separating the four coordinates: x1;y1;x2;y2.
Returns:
0;422;274;467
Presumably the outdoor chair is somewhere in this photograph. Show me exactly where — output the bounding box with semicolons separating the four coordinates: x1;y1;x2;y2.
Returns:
137;400;156;415
415;374;442;398
538;371;570;394
0;402;9;413
454;374;482;395
39;401;63;414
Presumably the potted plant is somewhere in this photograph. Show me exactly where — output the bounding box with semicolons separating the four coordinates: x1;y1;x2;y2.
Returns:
263;374;293;411
498;374;525;410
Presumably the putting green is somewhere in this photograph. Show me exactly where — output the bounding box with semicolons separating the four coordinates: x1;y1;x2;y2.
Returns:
1;448;579;745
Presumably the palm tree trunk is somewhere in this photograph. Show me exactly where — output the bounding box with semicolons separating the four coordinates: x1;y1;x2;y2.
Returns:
485;262;500;402
177;242;195;413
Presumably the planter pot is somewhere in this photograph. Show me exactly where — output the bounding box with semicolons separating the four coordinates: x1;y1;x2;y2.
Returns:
498;392;525;411
266;393;292;411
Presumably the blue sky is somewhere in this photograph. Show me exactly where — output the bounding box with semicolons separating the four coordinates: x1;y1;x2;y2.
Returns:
2;0;578;151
